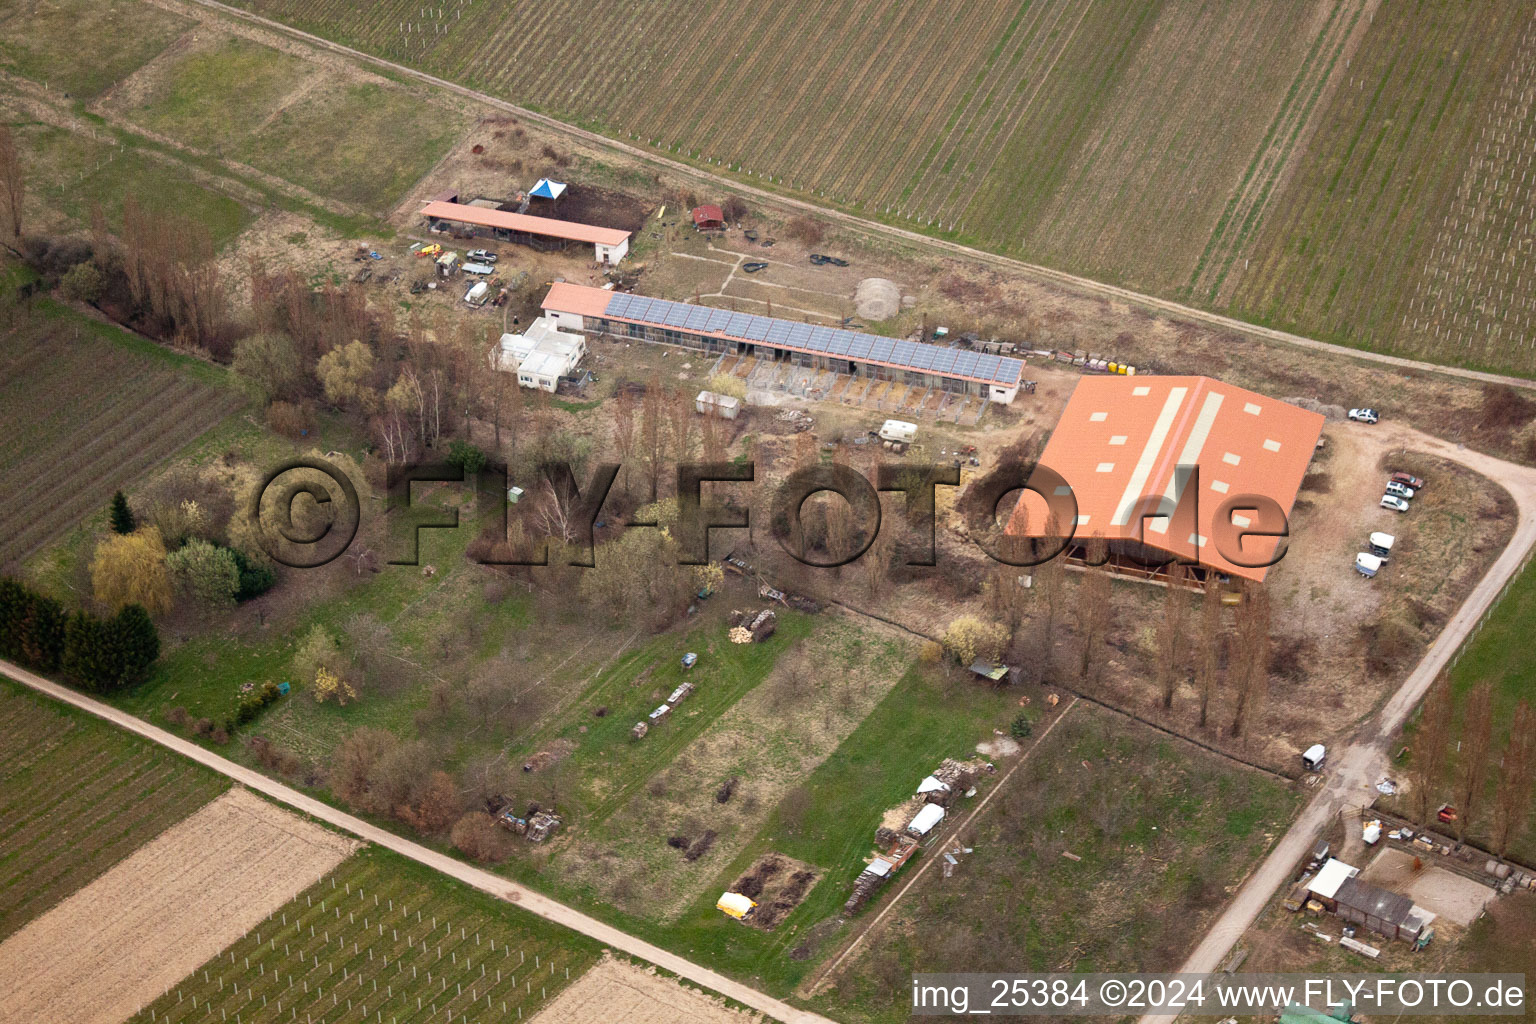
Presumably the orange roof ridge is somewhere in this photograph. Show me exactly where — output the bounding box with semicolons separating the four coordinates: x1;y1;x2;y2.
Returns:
420;201;630;246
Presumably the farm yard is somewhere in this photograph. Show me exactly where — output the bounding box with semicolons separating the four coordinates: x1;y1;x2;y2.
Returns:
0;789;356;1024
124;848;602;1024
211;0;1536;375
0;288;246;568
0;679;229;941
6;0;1536;1014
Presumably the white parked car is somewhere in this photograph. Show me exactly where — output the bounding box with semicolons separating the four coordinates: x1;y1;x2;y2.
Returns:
1384;481;1415;500
1348;408;1379;424
1380;495;1410;513
467;249;498;263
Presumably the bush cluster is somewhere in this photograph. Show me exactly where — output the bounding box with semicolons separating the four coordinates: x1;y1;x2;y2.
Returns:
233;680;283;727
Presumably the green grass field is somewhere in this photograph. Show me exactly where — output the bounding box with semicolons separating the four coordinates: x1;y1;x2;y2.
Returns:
122;36;313;155
0;0;188;98
237;80;463;211
550;616;908;923
19;123;257;248
819;702;1301;1023
493;656;1026;997
1418;556;1536;862
0;678;228;941
0;288;246;566
125;847;601;1024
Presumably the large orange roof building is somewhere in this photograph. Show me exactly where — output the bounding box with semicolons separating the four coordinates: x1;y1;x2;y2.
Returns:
1008;376;1324;582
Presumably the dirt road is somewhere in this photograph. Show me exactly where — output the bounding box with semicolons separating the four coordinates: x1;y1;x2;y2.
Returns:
0;661;837;1024
1139;424;1536;1023
176;0;1536;395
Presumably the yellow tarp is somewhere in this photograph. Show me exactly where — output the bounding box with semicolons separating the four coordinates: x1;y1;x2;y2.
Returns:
716;892;756;920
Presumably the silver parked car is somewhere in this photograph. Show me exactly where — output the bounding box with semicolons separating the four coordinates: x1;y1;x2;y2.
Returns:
1380;495;1410;513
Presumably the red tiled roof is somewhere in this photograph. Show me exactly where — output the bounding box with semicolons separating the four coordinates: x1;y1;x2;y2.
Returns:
1008;376;1324;582
420;201;629;246
543;280;615;318
692;204;724;225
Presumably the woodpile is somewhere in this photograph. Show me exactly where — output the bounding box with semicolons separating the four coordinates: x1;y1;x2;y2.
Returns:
726;608;778;643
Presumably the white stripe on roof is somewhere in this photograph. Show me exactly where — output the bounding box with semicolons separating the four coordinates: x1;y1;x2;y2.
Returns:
1148;390;1224;535
1112;387;1187;527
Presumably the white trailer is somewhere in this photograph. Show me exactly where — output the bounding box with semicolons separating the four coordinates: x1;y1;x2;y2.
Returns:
877;419;917;444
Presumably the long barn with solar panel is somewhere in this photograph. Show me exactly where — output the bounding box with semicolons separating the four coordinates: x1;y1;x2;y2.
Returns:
540;282;1025;404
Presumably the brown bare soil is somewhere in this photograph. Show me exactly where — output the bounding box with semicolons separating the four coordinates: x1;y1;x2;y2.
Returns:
0;789;356;1024
527;955;763;1024
730;853;821;930
519;184;649;233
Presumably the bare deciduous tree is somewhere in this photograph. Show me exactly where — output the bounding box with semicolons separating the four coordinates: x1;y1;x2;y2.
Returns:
1196;580;1223;728
1492;700;1536;857
611;387;637;495
1228;581;1270;738
639;376;663;501
1452;680;1495;844
0;125;22;240
1157;563;1189;709
1412;676;1455;826
1075;536;1112;683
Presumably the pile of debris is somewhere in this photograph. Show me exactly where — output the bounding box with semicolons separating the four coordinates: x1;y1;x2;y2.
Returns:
775;409;815;432
727;608;777;643
495;805;562;843
526;810;562;843
933;757;989;791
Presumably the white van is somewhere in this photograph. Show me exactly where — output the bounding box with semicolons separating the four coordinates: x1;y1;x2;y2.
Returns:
877;419;917;444
1355;552;1382;578
1302;744;1327;771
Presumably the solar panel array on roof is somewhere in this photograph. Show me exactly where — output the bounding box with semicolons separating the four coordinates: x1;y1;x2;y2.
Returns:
601;293;1022;385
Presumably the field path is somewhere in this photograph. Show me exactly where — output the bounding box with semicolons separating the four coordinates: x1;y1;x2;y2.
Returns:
0;789;354;1024
173;0;1536;393
0;662;837;1024
1138;423;1536;1023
